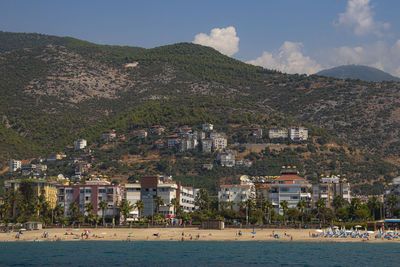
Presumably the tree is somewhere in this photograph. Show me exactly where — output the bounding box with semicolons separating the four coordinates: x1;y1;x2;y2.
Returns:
171;198;179;216
388;195;398;218
297;200;308;226
280;200;289;225
219;201;228;211
99;200;108;226
264;200;273;224
53;204;64;224
195;189;210;212
154;196;164;214
333;195;345;211
118;200;133;223
287;207;300;223
85;202;95;225
349;198;362;220
70;202;80;224
367;196;380;220
135;200;144;219
316;199;326;226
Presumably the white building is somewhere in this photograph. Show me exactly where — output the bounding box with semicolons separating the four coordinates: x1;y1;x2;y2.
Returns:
268;128;288;139
74;139;87;151
180;138;198;152
211;133;227;151
137;130;148;139
128;176;198;219
218;184;255;211
260;168;312;215
218;151;235;167
125;183;141;220
289;127;308;142
9;160;21;172
202;123;214;132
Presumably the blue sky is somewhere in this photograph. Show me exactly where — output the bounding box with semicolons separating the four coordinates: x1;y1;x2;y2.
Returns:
1;0;400;75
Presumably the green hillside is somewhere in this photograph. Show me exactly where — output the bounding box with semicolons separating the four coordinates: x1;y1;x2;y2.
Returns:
0;31;400;195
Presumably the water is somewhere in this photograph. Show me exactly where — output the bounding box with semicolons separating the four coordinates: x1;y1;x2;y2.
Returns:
0;241;399;266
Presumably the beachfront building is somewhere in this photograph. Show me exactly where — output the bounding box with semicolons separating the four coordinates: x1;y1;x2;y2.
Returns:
57;179;122;221
125;182;141;220
131;176;197;218
9;160;21;172
218;178;255;211
268;128;288;139
312;175;351;209
260;167;312;215
4;178;58;209
74;139;87;151
289;127;308;142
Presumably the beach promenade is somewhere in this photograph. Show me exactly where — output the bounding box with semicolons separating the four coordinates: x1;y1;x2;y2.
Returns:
0;227;397;242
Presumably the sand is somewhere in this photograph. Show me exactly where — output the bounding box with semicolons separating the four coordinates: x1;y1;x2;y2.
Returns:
0;227;396;242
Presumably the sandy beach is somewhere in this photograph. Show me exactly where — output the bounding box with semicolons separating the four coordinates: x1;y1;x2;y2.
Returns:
0;227;397;242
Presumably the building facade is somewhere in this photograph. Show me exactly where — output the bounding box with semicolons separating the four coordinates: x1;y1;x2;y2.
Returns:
9;160;21;172
74;139;87;151
57;179;122;220
312;175;351;209
268;128;288;139
289;127;308;142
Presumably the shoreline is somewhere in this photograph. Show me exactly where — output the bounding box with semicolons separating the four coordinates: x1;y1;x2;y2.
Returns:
1;228;398;243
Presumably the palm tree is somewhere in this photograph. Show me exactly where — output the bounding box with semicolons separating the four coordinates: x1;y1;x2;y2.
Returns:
135;200;144;219
280;200;289;225
6;191;20;219
85;202;95;225
99;200;108;226
154;196;164;214
265;200;273;224
333;195;345;212
367;196;380;220
388;195;398;218
245;198;255;225
69;201;80;225
297;200;307;226
0;203;10;220
118;200;133;223
227;201;235;210
219;201;228;211
53;204;64;224
316;199;326;227
171;198;179;216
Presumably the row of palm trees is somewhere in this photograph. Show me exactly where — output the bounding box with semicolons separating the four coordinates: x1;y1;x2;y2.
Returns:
217;194;394;225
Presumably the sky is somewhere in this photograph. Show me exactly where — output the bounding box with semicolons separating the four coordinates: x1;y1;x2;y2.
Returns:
1;0;400;76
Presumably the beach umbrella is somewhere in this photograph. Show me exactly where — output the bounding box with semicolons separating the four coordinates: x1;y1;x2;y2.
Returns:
367;231;374;234
20;228;26;231
251;231;256;234
355;225;362;228
315;230;323;233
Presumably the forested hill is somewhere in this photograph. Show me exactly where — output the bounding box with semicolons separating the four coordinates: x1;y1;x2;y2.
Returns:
316;65;400;82
1;31;400;167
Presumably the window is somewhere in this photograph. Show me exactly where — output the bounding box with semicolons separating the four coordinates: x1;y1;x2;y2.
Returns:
85;189;91;194
80;189;84;194
107;188;113;194
66;189;73;194
280;188;289;192
99;189;106;194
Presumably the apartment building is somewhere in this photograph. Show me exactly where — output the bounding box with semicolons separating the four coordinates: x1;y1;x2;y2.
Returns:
218;150;235;167
312;175;351;209
201;139;213;153
259;167;312;215
4;178;58;209
289;127;308;142
137;130;148;139
202;123;214;132
102;130;116;143
9;160;21;172
218;184;255;211
74;139;87;151
57;179;122;220
130;176;197;218
268;128;288;139
211;133;227;151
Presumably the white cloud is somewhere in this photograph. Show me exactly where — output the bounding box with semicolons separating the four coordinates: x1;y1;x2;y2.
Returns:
316;40;400;77
336;0;389;36
193;26;239;56
247;41;322;75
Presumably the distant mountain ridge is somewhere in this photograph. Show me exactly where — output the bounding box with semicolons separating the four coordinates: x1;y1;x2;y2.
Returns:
316;65;400;82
